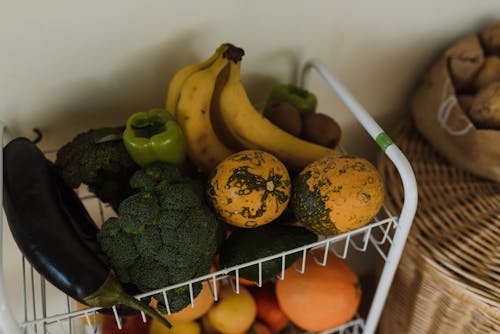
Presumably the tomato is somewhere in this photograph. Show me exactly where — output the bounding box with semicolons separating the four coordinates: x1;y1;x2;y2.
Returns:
101;314;151;334
250;284;289;332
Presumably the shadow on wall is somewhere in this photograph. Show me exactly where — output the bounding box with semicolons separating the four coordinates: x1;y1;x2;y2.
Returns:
7;36;300;150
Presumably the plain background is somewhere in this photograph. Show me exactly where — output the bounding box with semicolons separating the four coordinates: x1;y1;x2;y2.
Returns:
1;0;499;328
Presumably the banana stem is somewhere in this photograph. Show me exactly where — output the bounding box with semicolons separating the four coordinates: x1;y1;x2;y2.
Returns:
223;44;245;62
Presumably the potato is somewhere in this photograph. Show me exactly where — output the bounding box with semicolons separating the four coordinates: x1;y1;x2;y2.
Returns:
469;82;500;130
457;95;474;112
481;21;500;55
446;35;485;91
474;56;500;91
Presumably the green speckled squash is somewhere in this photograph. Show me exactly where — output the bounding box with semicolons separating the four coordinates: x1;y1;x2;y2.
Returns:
207;150;291;228
291;155;384;235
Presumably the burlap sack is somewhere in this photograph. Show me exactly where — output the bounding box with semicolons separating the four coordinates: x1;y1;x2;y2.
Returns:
411;22;500;182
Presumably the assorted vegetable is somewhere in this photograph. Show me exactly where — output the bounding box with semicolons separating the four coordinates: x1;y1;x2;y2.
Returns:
55;126;139;211
3;43;387;333
207;150;292;228
291;154;385;235
267;84;318;116
97;162;223;313
219;224;317;281
2;138;171;329
123;108;187;167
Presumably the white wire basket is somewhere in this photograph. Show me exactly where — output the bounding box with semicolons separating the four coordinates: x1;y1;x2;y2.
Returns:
0;59;418;334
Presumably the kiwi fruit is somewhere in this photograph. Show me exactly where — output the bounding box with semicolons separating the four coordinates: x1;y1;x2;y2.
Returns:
301;113;342;148
263;101;302;137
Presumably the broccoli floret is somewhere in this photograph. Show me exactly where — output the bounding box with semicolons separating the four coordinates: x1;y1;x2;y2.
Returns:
129;162;183;192
97;162;223;313
129;256;171;291
55;127;139;211
158;183;201;210
97;217;138;283
118;192;160;234
154;283;203;314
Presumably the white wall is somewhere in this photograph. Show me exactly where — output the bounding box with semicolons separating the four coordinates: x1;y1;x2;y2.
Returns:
1;0;499;327
1;0;499;156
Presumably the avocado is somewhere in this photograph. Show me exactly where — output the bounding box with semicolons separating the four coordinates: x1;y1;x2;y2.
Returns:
219;224;317;282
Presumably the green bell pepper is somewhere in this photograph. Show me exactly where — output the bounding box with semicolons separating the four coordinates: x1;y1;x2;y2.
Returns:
268;83;318;116
123;108;186;167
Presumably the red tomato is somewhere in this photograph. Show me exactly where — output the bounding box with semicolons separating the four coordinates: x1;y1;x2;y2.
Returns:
101;314;151;334
250;284;289;332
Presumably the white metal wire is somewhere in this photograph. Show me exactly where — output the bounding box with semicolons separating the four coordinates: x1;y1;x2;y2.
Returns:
0;59;417;334
300;59;418;334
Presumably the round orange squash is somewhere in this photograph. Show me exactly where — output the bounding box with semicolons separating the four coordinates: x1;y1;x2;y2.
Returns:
291;154;384;235
207;150;291;228
275;250;361;332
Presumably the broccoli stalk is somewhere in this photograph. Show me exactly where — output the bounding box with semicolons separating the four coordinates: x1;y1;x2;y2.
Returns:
55;127;139;211
97;162;223;313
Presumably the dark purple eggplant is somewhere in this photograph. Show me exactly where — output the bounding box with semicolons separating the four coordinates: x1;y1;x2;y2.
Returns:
2;137;171;328
52;162;140;316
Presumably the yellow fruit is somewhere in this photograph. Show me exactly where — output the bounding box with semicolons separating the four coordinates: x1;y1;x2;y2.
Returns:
207;286;257;334
207;150;291;228
291;154;384;235
75;301;105;327
149;320;201;334
201;314;221;334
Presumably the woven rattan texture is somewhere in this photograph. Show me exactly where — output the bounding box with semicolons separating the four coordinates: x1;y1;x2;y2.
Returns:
377;119;499;334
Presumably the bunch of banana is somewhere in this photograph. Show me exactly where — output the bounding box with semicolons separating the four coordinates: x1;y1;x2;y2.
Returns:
166;44;235;172
166;43;339;173
215;45;340;171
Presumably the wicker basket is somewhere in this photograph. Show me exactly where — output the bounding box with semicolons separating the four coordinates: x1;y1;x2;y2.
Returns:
377;119;500;334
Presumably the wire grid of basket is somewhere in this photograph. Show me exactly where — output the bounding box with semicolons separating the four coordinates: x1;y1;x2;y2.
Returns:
376;118;500;334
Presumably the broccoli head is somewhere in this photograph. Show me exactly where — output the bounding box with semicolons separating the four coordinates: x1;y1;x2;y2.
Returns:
55;127;139;211
97;162;223;313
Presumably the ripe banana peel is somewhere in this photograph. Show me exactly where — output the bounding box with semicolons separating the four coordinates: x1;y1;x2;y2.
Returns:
218;46;340;171
175;51;235;172
166;43;229;117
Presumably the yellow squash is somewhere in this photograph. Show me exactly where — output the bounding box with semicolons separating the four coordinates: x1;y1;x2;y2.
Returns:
207;150;291;228
291;154;384;235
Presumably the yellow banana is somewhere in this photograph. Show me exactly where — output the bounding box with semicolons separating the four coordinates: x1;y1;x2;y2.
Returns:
176;52;235;172
166;43;228;116
218;53;341;171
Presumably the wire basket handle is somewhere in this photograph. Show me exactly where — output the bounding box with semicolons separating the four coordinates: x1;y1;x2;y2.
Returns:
300;59;418;334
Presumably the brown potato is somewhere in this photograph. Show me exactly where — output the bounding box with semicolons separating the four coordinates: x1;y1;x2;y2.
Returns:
474;56;500;91
469;82;500;130
301;113;342;148
481;20;500;55
446;35;485;91
457;95;474;112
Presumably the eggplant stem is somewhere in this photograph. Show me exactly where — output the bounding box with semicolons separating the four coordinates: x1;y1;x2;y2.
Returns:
84;273;172;329
32;128;43;144
118;292;172;329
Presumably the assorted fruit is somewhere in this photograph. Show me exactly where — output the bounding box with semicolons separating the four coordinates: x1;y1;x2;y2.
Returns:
275;251;362;332
2;42;387;333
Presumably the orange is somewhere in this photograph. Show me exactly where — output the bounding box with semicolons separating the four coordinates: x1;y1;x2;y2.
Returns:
75;301;105;327
152;267;218;322
275;250;361;332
